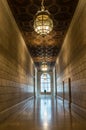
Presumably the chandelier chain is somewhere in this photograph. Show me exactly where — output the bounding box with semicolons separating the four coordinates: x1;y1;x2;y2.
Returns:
41;0;44;7
41;0;45;10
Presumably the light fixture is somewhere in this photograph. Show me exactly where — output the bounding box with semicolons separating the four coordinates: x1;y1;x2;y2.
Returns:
42;73;47;79
34;0;53;36
41;63;48;71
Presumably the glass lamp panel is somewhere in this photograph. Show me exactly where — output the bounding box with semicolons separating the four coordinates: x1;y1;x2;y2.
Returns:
43;15;48;20
34;10;53;35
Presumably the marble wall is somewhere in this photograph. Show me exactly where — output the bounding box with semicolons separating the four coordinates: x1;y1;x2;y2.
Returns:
0;0;34;121
56;0;86;118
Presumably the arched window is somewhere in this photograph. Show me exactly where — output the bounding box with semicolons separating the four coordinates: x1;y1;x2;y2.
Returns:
41;73;51;93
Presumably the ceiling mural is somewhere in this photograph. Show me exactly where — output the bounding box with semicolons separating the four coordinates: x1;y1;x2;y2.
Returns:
7;0;79;71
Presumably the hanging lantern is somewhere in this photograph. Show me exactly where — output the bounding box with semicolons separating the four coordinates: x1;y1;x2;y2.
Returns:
41;64;48;71
34;0;53;36
42;73;47;79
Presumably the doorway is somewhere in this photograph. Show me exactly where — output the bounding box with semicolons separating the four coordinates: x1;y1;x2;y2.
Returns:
68;78;71;108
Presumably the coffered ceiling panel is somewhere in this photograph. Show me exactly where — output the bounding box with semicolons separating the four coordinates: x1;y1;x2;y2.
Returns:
7;0;79;71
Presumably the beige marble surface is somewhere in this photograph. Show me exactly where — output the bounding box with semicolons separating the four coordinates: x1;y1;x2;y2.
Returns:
0;96;86;130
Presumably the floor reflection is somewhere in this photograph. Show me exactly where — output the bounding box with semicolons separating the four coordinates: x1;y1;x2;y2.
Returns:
40;97;52;128
0;96;86;130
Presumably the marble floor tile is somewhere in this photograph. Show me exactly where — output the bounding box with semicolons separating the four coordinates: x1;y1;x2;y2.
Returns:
0;96;86;130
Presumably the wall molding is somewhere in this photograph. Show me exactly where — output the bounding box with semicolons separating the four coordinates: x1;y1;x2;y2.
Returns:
71;103;86;120
0;96;34;123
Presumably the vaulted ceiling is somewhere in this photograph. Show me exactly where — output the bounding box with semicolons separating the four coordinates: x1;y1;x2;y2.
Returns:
7;0;79;71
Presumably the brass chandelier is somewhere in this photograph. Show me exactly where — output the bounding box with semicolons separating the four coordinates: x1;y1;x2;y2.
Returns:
42;73;47;79
41;63;48;71
41;54;48;71
34;0;53;36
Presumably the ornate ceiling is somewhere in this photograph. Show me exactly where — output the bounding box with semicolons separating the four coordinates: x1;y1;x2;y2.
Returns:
7;0;79;71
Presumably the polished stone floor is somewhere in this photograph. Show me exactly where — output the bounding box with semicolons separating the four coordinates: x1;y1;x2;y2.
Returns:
0;96;86;130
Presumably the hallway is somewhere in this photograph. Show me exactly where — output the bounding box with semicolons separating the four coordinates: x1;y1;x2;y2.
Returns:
0;0;86;129
0;96;86;130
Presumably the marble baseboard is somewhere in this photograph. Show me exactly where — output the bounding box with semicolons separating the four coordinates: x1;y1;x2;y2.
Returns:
71;103;86;120
0;96;34;123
